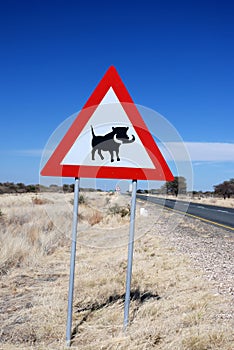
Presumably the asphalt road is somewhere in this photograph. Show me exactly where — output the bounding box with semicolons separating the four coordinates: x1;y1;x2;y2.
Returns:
137;195;234;231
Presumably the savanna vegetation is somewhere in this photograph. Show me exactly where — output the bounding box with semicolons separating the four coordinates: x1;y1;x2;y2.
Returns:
0;191;233;349
137;177;234;200
1;177;234;199
213;178;234;199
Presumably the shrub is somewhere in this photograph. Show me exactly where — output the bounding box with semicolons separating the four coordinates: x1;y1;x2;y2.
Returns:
79;194;87;205
32;197;48;205
108;204;130;217
0;209;4;221
88;211;103;226
105;197;111;205
70;193;87;206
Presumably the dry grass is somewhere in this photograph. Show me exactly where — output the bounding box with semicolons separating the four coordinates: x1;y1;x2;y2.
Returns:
154;194;234;208
87;210;103;226
0;192;233;349
31;196;50;205
189;196;234;208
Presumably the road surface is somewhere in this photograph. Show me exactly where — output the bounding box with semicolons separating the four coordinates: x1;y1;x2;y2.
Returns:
137;195;234;231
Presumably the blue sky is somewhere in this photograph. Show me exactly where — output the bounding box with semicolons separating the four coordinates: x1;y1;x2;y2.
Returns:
0;0;233;191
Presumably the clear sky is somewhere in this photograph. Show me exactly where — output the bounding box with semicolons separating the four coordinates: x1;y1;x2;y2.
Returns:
0;0;233;191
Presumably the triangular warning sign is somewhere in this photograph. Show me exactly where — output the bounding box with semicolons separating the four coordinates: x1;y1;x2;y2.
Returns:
40;66;174;181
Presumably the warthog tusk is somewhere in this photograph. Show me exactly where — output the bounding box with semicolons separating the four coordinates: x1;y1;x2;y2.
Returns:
122;135;135;144
114;134;123;144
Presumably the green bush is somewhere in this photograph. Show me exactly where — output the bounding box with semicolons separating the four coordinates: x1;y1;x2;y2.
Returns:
70;193;87;206
79;194;87;205
108;204;130;217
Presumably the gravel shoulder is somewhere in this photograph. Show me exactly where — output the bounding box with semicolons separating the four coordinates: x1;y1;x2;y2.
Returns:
143;199;234;308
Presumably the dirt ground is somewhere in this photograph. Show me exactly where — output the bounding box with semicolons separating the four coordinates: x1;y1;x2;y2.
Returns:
0;192;233;349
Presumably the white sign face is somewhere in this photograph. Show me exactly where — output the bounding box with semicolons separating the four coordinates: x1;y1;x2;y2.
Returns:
61;87;155;169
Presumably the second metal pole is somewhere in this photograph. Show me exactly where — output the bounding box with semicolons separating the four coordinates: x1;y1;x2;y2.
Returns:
66;177;80;347
123;179;137;331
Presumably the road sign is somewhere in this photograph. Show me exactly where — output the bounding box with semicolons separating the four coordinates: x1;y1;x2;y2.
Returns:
40;66;174;347
40;66;173;181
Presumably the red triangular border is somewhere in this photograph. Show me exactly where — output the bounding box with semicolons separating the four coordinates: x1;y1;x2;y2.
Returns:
40;66;174;181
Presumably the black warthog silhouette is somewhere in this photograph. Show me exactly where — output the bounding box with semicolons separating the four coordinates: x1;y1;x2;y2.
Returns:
91;126;135;162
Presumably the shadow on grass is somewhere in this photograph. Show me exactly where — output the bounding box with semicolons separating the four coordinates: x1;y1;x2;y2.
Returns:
71;288;160;340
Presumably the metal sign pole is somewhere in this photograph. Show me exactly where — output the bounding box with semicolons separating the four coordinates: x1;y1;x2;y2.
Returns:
123;179;137;331
66;177;80;347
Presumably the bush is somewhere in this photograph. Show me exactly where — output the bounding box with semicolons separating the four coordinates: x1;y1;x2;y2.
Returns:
88;211;103;226
79;194;87;205
108;204;130;217
70;193;87;206
32;197;48;205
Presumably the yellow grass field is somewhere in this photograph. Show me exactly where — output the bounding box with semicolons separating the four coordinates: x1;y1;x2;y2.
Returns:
152;194;234;209
0;192;233;349
190;197;234;208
